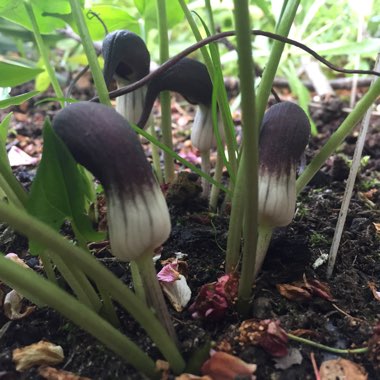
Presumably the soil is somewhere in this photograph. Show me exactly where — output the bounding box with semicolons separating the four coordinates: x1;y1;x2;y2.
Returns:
0;82;380;380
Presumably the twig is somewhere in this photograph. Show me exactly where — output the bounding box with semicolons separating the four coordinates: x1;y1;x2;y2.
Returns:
310;353;321;380
90;30;380;102
332;303;366;323
326;53;380;279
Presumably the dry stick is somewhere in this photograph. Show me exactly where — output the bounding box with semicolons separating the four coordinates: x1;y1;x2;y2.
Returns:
326;53;380;279
90;30;380;103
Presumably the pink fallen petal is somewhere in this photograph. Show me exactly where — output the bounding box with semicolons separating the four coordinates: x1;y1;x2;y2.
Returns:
8;146;38;167
179;151;201;164
157;262;181;283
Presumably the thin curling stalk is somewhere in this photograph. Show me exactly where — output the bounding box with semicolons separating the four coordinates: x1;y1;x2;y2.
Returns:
52;102;177;342
254;102;310;278
138;58;224;198
102;30;150;123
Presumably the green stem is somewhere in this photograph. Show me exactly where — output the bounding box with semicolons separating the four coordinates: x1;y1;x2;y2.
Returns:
52;251;101;311
0;255;158;378
287;333;368;355
68;0;111;106
296;76;380;194
178;0;238;179
23;0;65;107
149;121;164;184
131;123;231;195
39;250;57;285
0;172;24;209
209;153;223;211
256;0;300;123
0;201;185;373
225;0;300;292
135;253;178;344
253;226;273;280
130;260;146;302
200;151;211;198
233;0;258;315
225;169;245;273
160;91;175;182
156;0;175;182
205;0;216;34
97;284;120;327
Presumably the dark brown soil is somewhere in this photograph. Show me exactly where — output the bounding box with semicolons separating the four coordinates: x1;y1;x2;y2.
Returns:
0;87;380;380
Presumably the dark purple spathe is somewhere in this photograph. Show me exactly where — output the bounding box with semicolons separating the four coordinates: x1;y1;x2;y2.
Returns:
102;30;150;86
259;102;310;175
52;102;155;198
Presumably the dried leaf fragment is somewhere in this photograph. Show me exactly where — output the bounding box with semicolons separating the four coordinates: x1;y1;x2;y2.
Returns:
373;222;380;234
238;319;289;357
319;358;367;380
13;341;64;371
368;281;380;302
176;374;211;380
276;283;312;302
201;351;256;380
277;275;334;303
38;366;91;380
3;289;35;320
156;360;170;380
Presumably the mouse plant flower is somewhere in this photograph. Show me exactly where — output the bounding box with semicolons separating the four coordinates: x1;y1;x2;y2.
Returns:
52;101;176;340
138;58;224;197
253;102;310;280
102;30;150;123
258;102;310;227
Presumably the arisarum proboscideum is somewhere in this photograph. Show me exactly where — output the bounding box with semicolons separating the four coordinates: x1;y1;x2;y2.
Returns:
254;101;310;278
52;101;176;341
102;30;150;124
138;58;224;198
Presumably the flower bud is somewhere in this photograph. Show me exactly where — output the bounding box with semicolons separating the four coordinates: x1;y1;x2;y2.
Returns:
258;102;310;227
53;102;171;261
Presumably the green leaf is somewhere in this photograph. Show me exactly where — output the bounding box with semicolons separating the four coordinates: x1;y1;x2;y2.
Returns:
0;0;69;34
134;0;145;14
45;5;139;41
0;90;39;109
27;119;104;254
0;113;12;168
35;70;50;92
143;0;188;32
0;60;44;87
0;0;23;13
85;5;139;40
